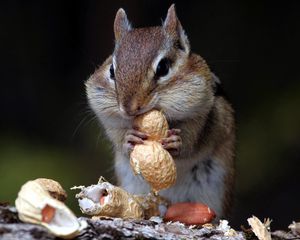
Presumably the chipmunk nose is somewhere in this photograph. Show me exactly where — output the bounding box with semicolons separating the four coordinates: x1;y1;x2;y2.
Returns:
120;99;141;116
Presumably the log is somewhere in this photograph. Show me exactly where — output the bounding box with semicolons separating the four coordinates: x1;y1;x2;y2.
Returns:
0;204;298;240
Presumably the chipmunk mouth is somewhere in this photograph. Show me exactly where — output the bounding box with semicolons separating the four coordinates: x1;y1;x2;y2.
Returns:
134;93;160;116
119;93;159;118
119;105;135;119
142;93;160;113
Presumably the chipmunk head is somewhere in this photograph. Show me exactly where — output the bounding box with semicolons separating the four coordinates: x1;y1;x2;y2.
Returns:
87;5;214;123
111;5;204;118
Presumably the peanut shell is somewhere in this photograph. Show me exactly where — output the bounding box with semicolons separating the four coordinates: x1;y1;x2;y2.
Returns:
133;110;168;140
35;178;67;202
76;181;144;219
15;179;86;239
75;178;169;220
130;141;176;193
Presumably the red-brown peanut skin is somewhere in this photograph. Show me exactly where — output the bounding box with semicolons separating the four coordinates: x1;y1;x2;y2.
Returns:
164;202;216;225
41;204;56;223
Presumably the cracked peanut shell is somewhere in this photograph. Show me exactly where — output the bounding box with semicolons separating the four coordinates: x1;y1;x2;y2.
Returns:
15;178;86;239
74;178;169;220
75;180;144;219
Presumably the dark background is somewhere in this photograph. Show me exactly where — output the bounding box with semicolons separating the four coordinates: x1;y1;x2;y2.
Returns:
1;1;299;229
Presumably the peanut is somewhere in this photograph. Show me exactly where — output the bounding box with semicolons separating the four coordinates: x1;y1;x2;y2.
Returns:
133;110;168;140
41;204;56;223
164;202;216;225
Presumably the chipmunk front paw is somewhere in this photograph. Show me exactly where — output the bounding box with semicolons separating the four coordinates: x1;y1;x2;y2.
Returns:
160;129;182;157
123;129;148;155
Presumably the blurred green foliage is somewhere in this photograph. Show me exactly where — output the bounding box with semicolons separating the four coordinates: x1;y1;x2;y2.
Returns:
0;127;114;216
237;82;300;193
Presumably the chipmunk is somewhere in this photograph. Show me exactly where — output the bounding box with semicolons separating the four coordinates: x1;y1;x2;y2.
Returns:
85;5;235;218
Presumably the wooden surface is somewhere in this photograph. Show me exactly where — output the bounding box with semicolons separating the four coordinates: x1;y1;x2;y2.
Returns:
0;204;297;240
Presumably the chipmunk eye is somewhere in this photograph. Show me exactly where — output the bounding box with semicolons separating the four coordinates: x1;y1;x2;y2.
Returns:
109;64;115;80
155;58;171;79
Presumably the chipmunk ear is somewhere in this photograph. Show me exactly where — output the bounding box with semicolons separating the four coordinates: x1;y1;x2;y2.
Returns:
163;4;190;53
114;8;132;42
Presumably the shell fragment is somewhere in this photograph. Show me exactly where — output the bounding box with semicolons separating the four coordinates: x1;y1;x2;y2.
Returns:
75;181;144;219
15;178;86;239
74;178;169;220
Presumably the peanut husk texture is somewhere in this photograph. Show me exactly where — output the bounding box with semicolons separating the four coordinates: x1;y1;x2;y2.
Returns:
133;110;168;140
130;141;176;193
